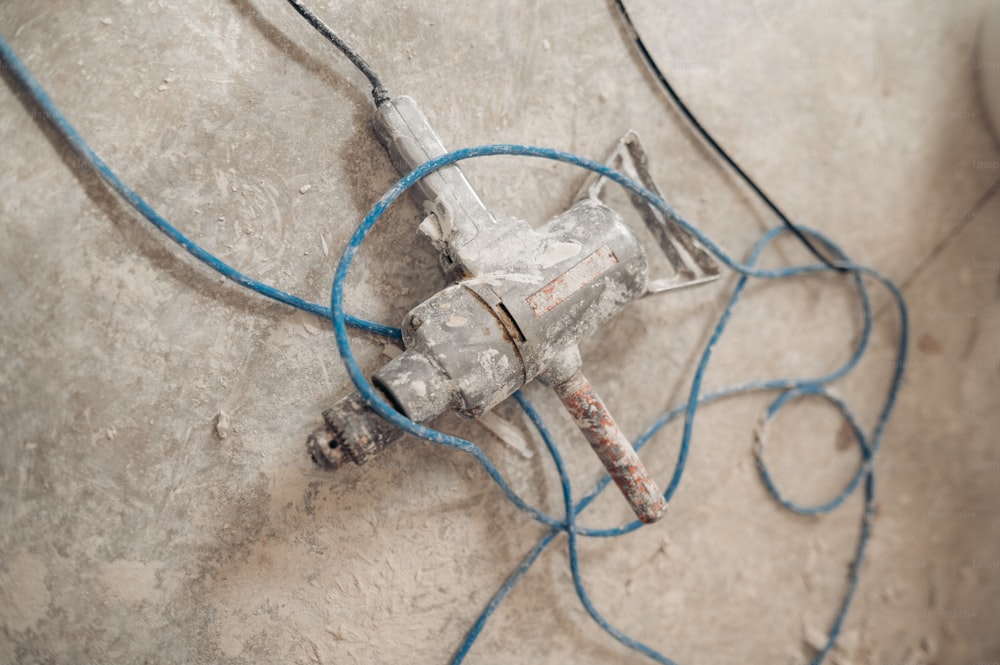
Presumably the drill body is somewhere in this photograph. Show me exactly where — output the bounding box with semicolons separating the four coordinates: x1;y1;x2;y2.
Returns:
309;96;717;523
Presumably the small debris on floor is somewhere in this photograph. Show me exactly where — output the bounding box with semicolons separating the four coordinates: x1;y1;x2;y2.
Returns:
917;332;943;354
215;411;231;439
299;315;321;337
880;584;894;601
803;620;828;652
299;183;312;194
478;411;533;459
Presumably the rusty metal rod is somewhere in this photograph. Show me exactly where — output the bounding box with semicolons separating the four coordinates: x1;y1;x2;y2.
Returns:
553;371;667;523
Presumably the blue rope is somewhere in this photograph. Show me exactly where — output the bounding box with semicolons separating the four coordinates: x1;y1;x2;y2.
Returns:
0;35;400;342
0;32;908;665
328;146;907;664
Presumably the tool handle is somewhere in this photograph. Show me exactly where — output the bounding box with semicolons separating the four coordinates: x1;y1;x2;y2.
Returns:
553;371;667;523
373;96;498;273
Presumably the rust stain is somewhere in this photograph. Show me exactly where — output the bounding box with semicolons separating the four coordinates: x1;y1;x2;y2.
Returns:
835;420;854;450
527;245;618;317
917;332;943;354
554;372;667;523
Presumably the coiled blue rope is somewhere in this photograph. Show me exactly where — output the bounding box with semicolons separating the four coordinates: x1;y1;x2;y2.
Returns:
0;33;907;665
331;145;907;664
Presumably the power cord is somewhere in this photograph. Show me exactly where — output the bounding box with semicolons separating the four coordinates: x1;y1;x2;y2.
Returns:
283;0;390;106
612;0;848;272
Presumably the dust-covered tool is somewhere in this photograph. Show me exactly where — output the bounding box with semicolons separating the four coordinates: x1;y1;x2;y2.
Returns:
308;96;719;523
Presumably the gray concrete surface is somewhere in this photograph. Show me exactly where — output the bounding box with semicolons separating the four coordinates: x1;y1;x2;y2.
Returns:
1;1;999;663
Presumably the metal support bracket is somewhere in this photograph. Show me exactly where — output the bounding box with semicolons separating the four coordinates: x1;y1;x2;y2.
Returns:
578;130;721;294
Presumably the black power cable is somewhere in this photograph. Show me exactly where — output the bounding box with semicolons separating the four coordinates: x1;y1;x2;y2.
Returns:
286;0;842;272
284;0;389;106
612;0;847;272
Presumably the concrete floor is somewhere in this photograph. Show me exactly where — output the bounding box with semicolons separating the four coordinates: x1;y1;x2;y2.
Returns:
1;1;999;663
